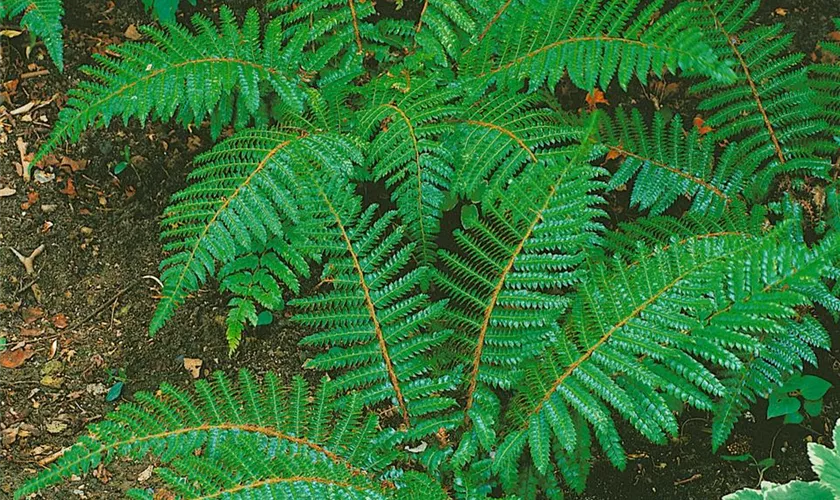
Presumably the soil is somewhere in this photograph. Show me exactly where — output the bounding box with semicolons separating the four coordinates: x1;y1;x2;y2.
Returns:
0;1;838;499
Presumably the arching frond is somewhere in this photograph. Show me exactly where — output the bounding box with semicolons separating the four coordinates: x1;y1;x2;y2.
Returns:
358;78;461;265
33;6;306;164
15;371;414;500
2;0;64;70
688;0;831;199
460;0;735;92
151;128;361;337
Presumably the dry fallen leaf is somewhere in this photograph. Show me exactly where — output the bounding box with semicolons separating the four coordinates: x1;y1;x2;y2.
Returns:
46;420;68;434
137;465;154;482
125;24;142;40
22;306;44;324
774;7;788;16
0;187;15;197
51;313;68;329
0;346;34;368
585;89;609;110
693;116;713;136
605;148;622;161
184;357;202;379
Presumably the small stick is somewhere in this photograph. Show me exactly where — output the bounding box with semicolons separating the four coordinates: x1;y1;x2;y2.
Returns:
63;279;142;332
674;474;702;486
10;244;45;274
20;69;50;79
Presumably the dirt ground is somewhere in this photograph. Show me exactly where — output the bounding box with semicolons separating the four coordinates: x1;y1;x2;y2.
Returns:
0;1;839;499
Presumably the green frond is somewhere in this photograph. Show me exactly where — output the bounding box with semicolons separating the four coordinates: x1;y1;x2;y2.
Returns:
33;6;306;164
711;234;840;451
435;117;604;461
599;201;766;262
358;78;461;265
453;91;585;199
266;0;383;70
15;371;406;500
2;0;64;70
601;109;743;216
411;0;493;64
219;235;311;351
151;128;361;336
501;228;837;493
811;18;840;138
688;0;831;198
460;0;735;93
293;207;457;430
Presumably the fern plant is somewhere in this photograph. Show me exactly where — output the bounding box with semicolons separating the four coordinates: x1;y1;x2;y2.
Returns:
0;0;64;70
17;0;840;498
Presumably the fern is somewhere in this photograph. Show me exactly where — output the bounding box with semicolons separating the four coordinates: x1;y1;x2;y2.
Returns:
293;206;457;431
499;228;838;493
151;127;361;337
460;0;735;93
14;370;440;499
358;78;461;266
218;235;310;351
33;6;305;164
437;116;604;466
687;0;831;198
1;0;64;70
601;109;744;216
812;18;840;138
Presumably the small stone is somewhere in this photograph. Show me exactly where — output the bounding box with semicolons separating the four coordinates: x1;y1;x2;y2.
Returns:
85;383;107;396
80;226;94;236
40;204;57;213
40;359;64;376
40;375;64;388
46;421;68;434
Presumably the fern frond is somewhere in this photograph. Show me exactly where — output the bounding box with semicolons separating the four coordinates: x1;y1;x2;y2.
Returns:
293;206;457;430
601;109;742;216
15;371;406;499
453;91;585;199
411;0;492;64
2;0;64;70
436;116;604;463
218;235;311;351
34;6;306;164
688;0;830;198
460;0;735;93
267;0;381;71
151;128;361;336
501;227;837;492
358;78;461;265
812;18;840;137
711;234;840;450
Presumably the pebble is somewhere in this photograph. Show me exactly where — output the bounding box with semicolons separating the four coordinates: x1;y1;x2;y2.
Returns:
80;226;94;236
40;359;64;376
40;375;64;388
41;204;57;213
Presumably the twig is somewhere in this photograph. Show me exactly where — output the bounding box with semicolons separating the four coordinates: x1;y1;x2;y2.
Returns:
674;473;702;486
64;279;142;332
9;244;45;274
15;273;39;295
19;69;49;79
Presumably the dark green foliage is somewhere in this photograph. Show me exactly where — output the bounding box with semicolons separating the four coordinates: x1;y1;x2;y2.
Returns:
601;109;742;216
687;0;830;198
460;0;735;92
14;371;446;499
19;0;840;498
1;0;64;70
143;0;196;24
33;6;305;164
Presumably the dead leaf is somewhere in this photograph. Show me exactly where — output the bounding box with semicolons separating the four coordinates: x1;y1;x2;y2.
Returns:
51;313;68;329
585;89;609;110
829;31;840;42
60;156;87;172
21;190;38;210
22;307;44;324
59;178;76;198
693;116;713;136
46;421;68;434
774;7;788;16
605;148;622;161
0;187;15;197
19;327;41;337
137;465;154;482
0;346;34;368
125;24;142;40
183;357;202;379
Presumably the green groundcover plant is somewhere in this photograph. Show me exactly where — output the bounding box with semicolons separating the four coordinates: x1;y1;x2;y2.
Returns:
14;0;840;498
